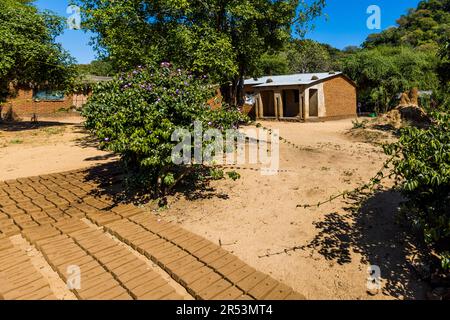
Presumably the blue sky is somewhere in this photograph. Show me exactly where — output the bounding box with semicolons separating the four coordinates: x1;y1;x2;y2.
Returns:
34;0;421;64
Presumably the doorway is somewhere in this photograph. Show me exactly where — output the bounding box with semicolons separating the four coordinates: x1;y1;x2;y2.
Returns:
309;89;319;117
282;89;300;118
260;91;275;117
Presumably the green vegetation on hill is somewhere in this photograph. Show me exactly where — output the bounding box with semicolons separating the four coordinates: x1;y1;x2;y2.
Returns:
364;0;450;50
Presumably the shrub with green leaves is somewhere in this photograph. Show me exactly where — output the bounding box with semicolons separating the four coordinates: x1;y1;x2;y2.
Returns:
385;111;450;269
82;63;247;194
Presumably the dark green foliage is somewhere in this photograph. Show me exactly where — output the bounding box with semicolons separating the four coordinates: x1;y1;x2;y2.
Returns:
0;0;77;101
385;111;450;269
227;171;241;181
363;0;450;50
73;0;326;103
77;59;115;77
340;46;439;112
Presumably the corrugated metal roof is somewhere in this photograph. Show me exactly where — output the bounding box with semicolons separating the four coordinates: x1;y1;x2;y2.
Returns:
244;72;343;87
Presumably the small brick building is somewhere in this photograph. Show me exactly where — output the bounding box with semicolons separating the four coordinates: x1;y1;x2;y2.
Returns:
2;76;112;118
244;72;357;121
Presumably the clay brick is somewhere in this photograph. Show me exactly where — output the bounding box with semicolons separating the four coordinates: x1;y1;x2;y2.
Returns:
78;282;121;300
0;224;21;236
157;225;183;239
163;292;184;300
0;240;14;251
0;218;15;227
58;258;98;281
29;211;49;220
98;249;132;266
32;199;56;210
168;230;197;245
119;265;154;284
83;240;117;254
141;220;174;234
200;248;229;265
51;251;87;268
95;286;131;300
179;266;214;287
128;213;148;223
262;283;293;300
111;260;147;277
34;217;55;226
182;238;210;255
19;287;54;300
226;265;257;284
209;253;238;271
211;285;244;300
115;208;142;219
188;272;223;297
12;214;33;223
104;254;137;271
192;243;222;260
237;271;269;294
158;250;189;267
0;205;25;216
197;279;233;300
35;234;71;250
131;277;167;298
151;244;183;262
216;259;247;279
136;285;175;300
18;220;40;229
17;202;42;213
169;260;204;283
122;271;161;290
3;279;49;300
121;231;153;248
23;226;61;244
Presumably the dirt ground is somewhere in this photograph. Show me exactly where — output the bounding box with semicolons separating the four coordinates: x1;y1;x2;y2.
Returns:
162;119;429;300
0;114;116;181
0;116;429;300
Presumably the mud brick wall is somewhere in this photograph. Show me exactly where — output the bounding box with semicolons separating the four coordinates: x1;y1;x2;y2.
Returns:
3;88;74;117
323;75;357;118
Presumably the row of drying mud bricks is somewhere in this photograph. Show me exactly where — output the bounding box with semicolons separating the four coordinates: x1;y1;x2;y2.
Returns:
100;206;305;301
22;220;182;300
0;235;56;300
0;172;112;237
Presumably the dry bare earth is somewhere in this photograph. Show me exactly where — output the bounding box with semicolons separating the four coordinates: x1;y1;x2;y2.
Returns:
163;119;429;300
0;115;117;181
0;115;429;300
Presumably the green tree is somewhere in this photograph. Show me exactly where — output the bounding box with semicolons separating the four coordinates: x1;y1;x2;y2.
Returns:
287;39;334;73
78;59;115;77
74;0;326;105
340;46;439;112
0;0;77;101
363;0;450;49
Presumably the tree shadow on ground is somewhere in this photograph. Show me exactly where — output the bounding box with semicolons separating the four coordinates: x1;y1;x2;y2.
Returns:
302;190;429;299
0;120;71;132
81;161;229;206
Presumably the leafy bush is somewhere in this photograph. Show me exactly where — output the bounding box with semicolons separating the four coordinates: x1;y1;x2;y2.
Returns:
82;63;247;195
385;111;450;269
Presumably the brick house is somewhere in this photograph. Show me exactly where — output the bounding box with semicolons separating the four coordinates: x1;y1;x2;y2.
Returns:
2;75;112;117
244;72;357;121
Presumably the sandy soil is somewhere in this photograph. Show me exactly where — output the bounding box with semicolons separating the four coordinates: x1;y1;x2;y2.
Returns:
162;119;429;300
1;115;428;300
0;115;117;181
